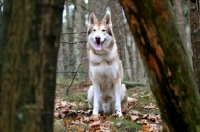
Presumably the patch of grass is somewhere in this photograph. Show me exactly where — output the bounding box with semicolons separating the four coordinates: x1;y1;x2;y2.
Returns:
54;119;67;132
127;87;160;115
65;90;86;102
110;116;141;132
65;89;88;111
74;102;88;111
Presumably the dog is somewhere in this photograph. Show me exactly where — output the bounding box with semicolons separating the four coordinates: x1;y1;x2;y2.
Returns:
87;13;135;116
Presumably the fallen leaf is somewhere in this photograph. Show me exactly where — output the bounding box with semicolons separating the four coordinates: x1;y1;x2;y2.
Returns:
102;121;113;128
70;102;78;107
115;122;122;127
63;117;71;126
89;120;101;128
137;119;148;124
141;93;151;98
143;103;157;109
143;114;149;119
129;115;139;122
132;93;138;97
54;112;59;118
141;125;150;132
129;110;141;115
75;126;82;132
60;100;68;107
78;102;84;107
148;124;160;132
89;115;100;122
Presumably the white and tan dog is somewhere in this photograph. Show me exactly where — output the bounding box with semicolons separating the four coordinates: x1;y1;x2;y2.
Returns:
87;13;133;116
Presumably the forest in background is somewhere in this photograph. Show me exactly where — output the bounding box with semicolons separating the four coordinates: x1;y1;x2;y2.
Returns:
0;1;195;94
56;0;194;89
1;0;200;131
57;0;146;87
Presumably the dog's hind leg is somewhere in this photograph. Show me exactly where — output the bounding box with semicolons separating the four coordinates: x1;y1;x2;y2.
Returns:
121;84;128;108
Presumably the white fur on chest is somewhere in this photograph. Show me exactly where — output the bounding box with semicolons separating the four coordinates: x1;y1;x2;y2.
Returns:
90;61;119;82
89;46;120;83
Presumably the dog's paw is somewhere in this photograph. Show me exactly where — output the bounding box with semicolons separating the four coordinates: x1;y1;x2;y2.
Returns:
115;110;123;117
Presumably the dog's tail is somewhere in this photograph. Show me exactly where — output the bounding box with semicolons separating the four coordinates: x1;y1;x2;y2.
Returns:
127;96;137;103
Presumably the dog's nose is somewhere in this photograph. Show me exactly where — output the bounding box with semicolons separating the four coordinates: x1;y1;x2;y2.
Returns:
95;36;101;41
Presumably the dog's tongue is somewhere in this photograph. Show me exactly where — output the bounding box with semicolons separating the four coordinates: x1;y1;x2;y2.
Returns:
95;43;102;50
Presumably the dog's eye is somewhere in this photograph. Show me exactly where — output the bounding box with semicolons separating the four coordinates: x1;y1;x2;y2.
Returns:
93;29;96;32
102;29;106;32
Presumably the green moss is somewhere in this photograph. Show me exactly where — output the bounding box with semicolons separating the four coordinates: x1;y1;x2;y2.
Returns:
196;125;200;132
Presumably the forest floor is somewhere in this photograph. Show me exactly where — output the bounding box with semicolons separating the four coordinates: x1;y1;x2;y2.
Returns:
53;82;162;132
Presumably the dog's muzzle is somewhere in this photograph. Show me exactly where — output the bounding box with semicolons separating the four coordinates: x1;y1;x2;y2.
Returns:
94;36;106;50
95;36;101;45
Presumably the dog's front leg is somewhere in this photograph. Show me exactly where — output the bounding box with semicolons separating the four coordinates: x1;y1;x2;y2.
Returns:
114;79;122;116
92;82;100;115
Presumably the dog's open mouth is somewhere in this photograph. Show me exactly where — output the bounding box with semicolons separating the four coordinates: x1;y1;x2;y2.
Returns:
94;39;106;50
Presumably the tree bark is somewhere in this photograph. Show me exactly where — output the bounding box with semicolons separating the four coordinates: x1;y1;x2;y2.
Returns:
89;0;109;20
190;1;200;93
0;0;64;132
0;1;2;25
110;0;125;60
172;0;193;71
0;2;3;78
120;0;200;131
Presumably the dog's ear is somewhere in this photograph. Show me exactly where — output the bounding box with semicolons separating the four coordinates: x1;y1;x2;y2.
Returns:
102;13;112;26
89;13;98;25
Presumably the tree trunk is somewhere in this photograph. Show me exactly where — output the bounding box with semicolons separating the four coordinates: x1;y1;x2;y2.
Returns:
0;1;2;25
124;33;133;81
190;1;200;93
125;34;135;81
120;0;200;131
172;0;193;70
110;0;125;60
0;0;4;77
0;0;64;132
89;0;109;20
74;0;87;82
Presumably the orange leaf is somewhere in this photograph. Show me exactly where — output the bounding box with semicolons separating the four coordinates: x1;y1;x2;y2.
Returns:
75;126;82;132
141;125;150;132
63;117;71;126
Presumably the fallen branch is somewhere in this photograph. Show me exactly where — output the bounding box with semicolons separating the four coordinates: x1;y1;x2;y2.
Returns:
122;81;147;88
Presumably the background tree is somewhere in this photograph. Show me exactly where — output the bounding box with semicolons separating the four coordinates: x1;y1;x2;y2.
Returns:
120;0;200;131
190;0;200;93
0;1;3;25
109;0;125;60
171;0;192;67
0;0;4;76
0;0;65;132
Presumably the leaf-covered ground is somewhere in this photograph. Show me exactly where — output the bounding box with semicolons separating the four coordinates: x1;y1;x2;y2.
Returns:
54;83;162;132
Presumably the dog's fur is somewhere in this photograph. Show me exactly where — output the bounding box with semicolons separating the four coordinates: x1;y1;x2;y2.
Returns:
87;13;132;116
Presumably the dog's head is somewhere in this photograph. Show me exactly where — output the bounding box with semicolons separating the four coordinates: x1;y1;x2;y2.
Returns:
87;13;114;51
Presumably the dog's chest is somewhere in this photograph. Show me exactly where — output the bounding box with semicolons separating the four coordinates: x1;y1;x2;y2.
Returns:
90;60;119;82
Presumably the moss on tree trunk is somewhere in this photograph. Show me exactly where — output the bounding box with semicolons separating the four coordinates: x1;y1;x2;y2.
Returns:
0;0;64;132
120;0;200;131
